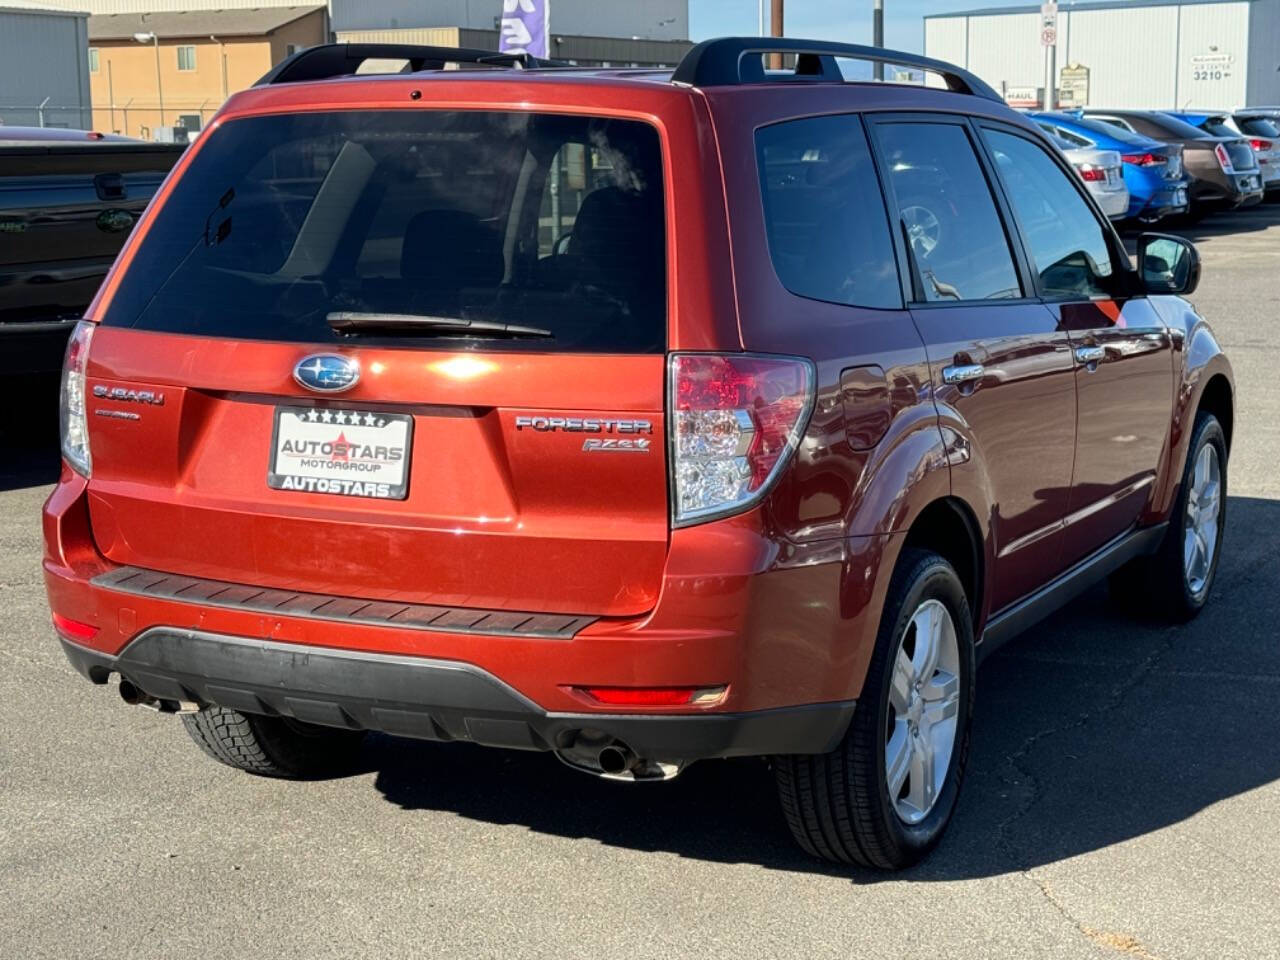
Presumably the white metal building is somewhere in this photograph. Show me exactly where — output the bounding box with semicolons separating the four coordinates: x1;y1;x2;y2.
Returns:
925;0;1280;110
33;0;688;41
0;1;92;128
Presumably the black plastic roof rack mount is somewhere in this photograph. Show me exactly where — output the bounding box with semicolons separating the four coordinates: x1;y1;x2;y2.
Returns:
671;37;1002;102
256;42;564;87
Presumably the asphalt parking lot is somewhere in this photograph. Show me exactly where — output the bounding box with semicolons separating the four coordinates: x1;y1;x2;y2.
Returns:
2;203;1278;960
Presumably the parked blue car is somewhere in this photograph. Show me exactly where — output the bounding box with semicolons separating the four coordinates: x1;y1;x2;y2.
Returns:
1027;112;1190;222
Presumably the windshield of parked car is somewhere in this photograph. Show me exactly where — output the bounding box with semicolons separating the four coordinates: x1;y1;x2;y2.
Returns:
97;110;667;353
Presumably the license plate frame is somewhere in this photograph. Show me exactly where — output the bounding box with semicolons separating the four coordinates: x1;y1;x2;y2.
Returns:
268;405;413;500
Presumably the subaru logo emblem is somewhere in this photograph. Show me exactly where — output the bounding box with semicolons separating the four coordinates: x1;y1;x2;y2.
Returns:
293;354;360;394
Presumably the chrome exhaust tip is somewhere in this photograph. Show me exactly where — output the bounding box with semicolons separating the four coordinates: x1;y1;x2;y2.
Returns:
597;743;636;776
118;678;200;715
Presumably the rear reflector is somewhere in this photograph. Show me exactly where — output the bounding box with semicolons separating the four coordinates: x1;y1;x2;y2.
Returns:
52;612;98;643
580;686;727;706
669;353;814;526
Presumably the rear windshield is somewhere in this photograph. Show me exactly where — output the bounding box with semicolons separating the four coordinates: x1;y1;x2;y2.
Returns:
1059;116;1159;148
1149;113;1215;140
1239;117;1280;138
100;110;666;352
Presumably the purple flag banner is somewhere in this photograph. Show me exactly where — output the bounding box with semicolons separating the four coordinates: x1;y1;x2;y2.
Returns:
499;0;550;59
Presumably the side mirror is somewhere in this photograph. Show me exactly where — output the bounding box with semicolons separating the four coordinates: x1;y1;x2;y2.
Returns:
1137;233;1200;295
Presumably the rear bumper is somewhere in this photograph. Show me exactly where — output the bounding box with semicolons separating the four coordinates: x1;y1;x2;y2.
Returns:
45;469;894;755
1131;180;1188;221
59;630;855;762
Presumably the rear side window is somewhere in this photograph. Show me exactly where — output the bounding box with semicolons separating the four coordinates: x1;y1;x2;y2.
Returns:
756;115;900;309
983;129;1116;300
874;121;1022;303
100;110;666;352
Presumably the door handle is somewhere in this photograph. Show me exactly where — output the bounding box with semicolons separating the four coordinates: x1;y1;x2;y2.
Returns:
1075;345;1106;365
942;363;985;385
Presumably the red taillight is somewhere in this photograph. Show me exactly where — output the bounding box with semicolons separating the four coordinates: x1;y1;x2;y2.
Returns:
52;612;98;643
60;321;94;477
1250;138;1272;151
1215;143;1235;173
1121;153;1166;167
669;353;814;526
1076;164;1107;182
579;686;727;706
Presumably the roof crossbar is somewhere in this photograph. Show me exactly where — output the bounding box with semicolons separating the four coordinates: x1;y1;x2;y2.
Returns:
670;37;1003;102
255;42;562;87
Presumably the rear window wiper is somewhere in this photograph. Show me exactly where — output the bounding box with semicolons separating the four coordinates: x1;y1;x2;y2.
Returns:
326;312;553;339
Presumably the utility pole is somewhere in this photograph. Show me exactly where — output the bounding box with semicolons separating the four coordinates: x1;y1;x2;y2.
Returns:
759;0;765;37
769;0;784;69
873;0;884;80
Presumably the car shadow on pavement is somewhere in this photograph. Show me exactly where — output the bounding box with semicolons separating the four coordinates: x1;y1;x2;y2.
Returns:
1119;199;1280;248
369;494;1280;882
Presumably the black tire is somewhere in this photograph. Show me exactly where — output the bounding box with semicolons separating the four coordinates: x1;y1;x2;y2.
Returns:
182;706;366;778
774;549;975;870
1109;412;1227;622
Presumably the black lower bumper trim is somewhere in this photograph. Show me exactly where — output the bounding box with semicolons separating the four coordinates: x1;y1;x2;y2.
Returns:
60;629;855;762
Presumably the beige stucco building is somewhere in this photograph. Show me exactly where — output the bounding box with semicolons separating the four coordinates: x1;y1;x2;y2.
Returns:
87;6;325;138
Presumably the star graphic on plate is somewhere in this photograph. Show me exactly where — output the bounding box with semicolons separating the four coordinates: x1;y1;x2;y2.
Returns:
363;413;376;426
335;412;347;425
306;409;319;422
320;410;332;423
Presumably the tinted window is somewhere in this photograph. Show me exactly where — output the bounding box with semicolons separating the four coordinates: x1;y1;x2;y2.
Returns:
1056;115;1160;148
1200;117;1235;137
755;115;900;309
1239;117;1280;138
876;122;1021;303
101;111;666;352
1131;113;1214;140
984;129;1115;300
1040;123;1089;149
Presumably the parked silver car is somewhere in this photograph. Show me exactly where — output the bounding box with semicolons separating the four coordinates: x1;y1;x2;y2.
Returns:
1047;132;1130;219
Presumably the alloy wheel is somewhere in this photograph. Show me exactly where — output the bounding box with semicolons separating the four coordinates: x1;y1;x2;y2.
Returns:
885;598;961;824
1183;442;1222;596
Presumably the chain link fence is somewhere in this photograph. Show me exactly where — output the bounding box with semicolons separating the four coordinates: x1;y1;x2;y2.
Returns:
1;100;223;140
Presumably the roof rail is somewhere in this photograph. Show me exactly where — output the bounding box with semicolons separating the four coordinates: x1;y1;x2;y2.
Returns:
670;37;1002;102
255;42;562;87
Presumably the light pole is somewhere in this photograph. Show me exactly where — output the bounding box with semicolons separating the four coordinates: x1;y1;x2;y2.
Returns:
133;30;164;133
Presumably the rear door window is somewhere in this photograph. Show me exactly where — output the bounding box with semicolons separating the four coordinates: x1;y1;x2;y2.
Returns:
873;120;1023;303
755;115;900;309
100;110;666;352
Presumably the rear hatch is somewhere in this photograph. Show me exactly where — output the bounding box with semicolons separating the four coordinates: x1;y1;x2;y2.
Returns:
85;107;670;618
1221;138;1258;171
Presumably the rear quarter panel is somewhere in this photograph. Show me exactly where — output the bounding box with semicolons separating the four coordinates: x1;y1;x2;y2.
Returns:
1144;295;1234;523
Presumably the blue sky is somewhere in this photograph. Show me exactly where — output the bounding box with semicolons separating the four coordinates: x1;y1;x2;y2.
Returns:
689;1;989;53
